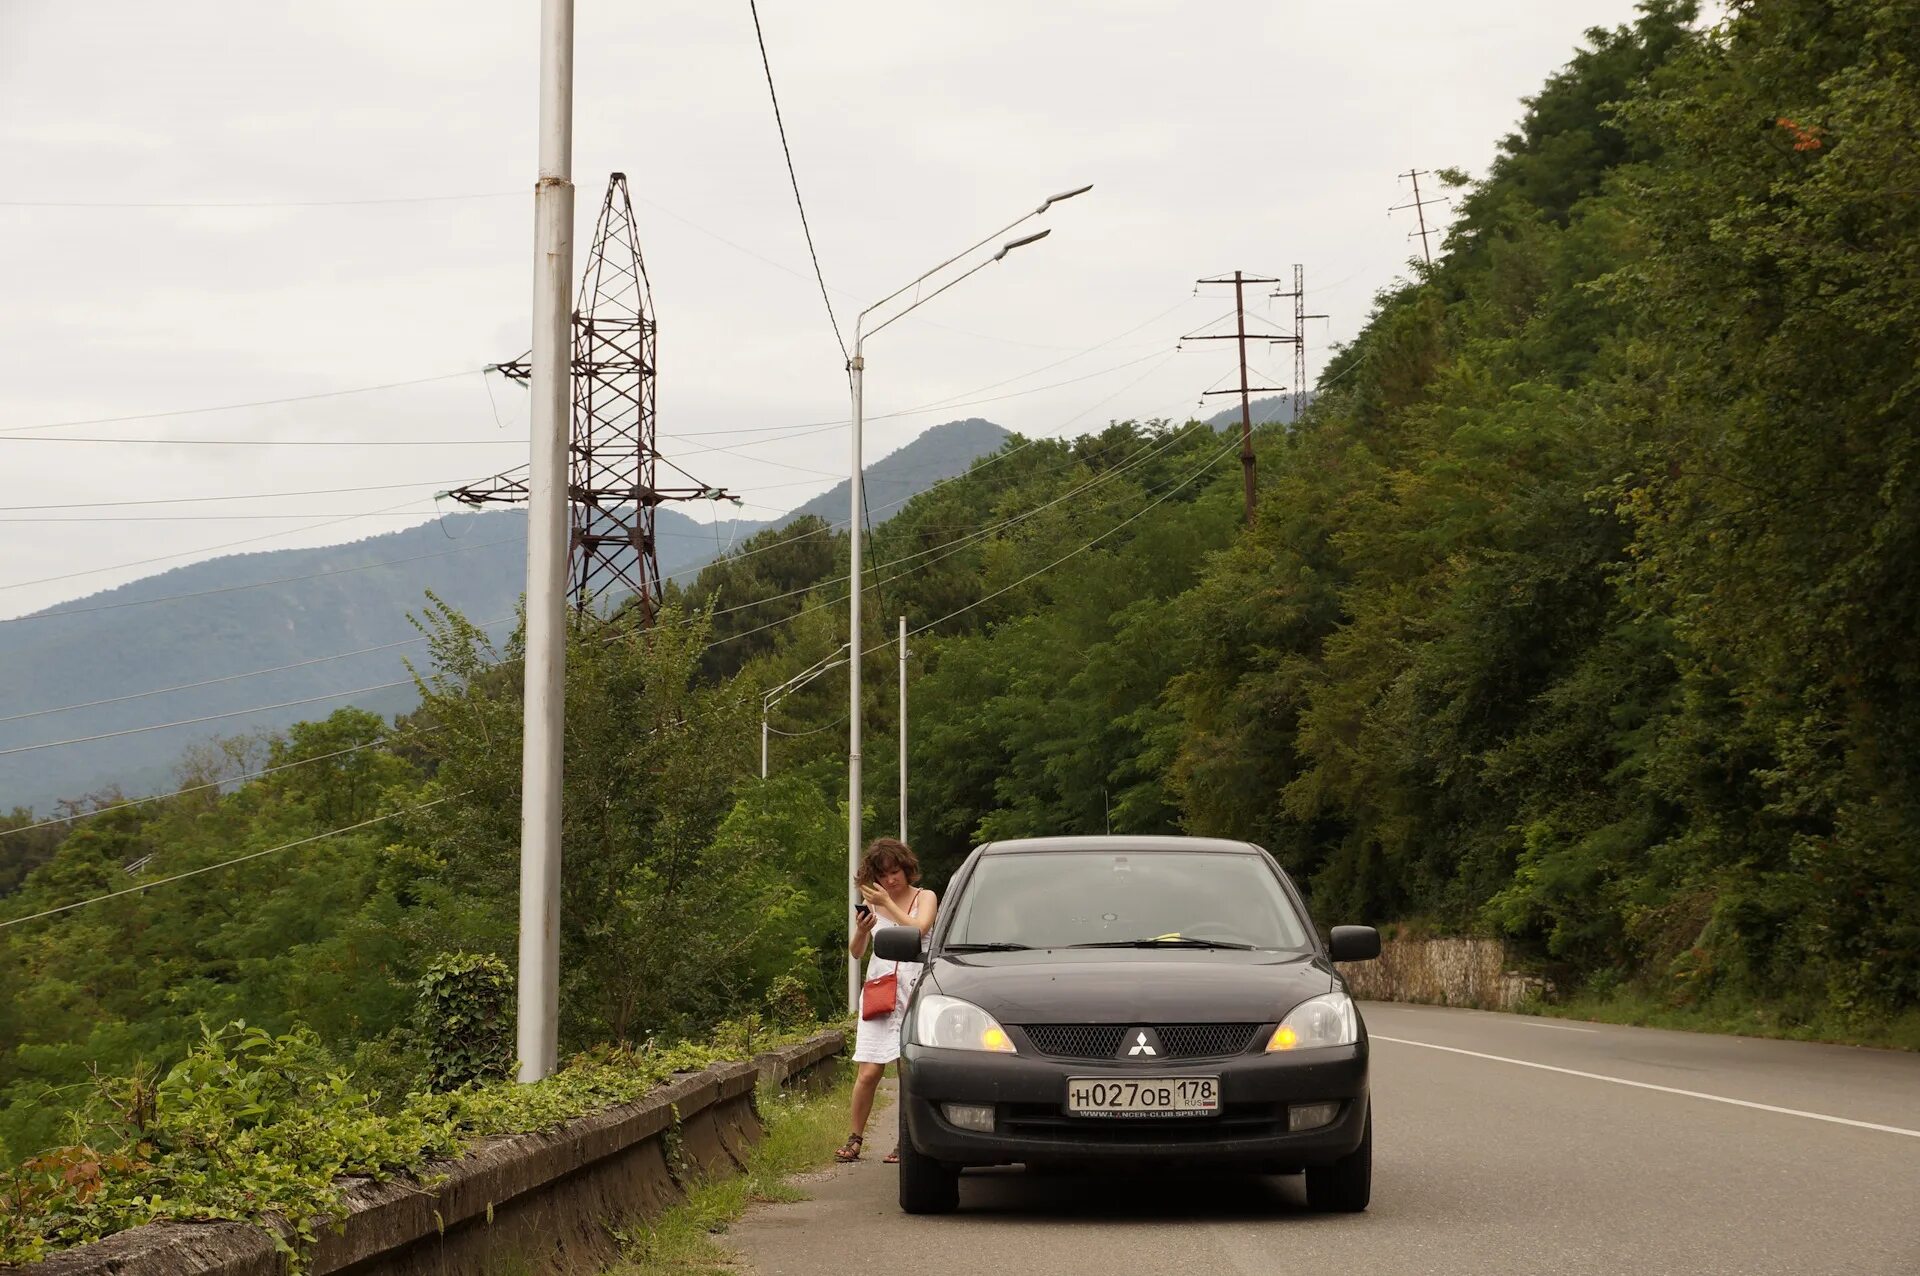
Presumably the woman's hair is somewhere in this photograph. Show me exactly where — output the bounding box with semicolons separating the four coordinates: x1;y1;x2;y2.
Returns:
857;837;921;887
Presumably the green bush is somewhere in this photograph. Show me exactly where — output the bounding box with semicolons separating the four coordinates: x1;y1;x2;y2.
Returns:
416;952;514;1091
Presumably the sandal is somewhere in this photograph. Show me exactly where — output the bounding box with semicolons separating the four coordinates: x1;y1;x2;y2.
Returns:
833;1133;864;1163
883;1147;900;1164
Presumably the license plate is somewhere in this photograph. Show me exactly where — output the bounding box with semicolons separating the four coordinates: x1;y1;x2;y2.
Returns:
1065;1075;1219;1117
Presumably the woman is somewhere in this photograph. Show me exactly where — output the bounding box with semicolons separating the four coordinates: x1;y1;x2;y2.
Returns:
836;836;937;1164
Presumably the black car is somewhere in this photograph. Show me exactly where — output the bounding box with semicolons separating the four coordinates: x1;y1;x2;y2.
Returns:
872;835;1380;1215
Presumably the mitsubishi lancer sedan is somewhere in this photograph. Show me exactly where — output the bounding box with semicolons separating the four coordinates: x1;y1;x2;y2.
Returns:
871;835;1380;1215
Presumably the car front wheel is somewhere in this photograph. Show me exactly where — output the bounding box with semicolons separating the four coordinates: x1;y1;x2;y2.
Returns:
1304;1107;1371;1212
896;1091;959;1214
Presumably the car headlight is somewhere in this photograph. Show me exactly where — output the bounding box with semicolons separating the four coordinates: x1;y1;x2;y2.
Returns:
912;994;1016;1053
1266;991;1358;1052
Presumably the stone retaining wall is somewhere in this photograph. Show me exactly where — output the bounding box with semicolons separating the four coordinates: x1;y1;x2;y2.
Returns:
1338;936;1546;1011
26;1030;846;1276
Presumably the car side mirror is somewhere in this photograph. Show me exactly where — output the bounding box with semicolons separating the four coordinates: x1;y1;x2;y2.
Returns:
1329;925;1381;962
873;925;923;963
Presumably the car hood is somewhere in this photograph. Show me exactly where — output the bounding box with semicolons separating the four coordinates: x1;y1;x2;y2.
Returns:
921;948;1337;1024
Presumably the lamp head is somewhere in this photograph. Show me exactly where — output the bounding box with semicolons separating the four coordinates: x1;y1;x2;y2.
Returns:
1036;183;1093;214
993;228;1052;261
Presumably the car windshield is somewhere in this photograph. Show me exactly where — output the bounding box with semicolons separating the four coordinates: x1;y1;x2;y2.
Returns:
943;850;1314;952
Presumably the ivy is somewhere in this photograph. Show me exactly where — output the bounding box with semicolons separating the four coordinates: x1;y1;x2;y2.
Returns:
416;952;514;1092
0;1016;828;1269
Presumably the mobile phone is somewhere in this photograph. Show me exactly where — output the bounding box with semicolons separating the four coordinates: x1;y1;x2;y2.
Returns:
855;903;872;919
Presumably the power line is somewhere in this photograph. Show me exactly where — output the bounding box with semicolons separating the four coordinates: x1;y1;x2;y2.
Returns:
0;496;461;594
453;344;1183;498
0;679;420;758
9;381;1212;745
2;535;524;622
747;0;848;364
732;430;1239;676
0;370;490;435
766;713;849;738
0;191;520;209
3;479;476;511
901;433;1242;641
0;619;517;726
0;729;445;838
1;436;1120;740
0;796;459;931
0;434;528;447
0;511;447;523
694;415;1222;643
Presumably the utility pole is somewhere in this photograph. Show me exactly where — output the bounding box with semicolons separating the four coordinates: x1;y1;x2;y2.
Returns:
898;616;908;843
1269;265;1328;424
1186;271;1287;523
517;0;574;1084
1390;169;1448;268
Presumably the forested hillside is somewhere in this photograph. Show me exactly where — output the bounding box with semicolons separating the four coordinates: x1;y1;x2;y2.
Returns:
0;419;1007;815
4;0;1917;1172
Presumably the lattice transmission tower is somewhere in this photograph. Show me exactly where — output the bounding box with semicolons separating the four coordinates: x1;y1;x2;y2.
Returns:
451;172;730;621
1269;265;1327;424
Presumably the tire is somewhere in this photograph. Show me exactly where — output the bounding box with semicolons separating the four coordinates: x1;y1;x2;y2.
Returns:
1304;1108;1371;1213
896;1096;960;1214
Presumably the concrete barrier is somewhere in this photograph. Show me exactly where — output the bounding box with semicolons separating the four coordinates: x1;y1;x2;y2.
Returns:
1338;936;1546;1011
24;1030;846;1276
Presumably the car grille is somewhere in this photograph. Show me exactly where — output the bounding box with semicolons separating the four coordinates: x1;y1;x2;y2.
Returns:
1018;1023;1261;1060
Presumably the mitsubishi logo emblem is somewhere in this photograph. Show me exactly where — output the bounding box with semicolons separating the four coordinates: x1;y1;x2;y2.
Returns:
1123;1028;1160;1057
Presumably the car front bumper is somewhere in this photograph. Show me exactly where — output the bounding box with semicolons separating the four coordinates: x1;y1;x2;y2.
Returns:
899;1039;1369;1170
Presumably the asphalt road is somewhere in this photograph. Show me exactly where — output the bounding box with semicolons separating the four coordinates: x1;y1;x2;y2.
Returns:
726;1003;1920;1276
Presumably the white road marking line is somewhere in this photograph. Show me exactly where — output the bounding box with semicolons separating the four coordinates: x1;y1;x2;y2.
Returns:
1371;1035;1920;1140
1518;1020;1599;1033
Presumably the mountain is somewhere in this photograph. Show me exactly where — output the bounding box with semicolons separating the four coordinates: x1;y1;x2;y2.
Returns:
779;418;1009;527
1204;394;1308;431
0;419;1010;815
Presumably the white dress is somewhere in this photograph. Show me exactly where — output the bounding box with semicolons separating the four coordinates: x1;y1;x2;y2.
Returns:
852;890;926;1065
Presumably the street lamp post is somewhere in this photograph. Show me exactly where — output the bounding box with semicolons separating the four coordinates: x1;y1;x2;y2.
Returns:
844;186;1091;1014
761;645;850;778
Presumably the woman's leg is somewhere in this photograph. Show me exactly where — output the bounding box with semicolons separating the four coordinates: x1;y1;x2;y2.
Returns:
848;1061;886;1135
837;1061;886;1159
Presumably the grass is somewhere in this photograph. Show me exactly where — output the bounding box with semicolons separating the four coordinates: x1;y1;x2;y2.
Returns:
1526;990;1920;1052
607;1065;861;1276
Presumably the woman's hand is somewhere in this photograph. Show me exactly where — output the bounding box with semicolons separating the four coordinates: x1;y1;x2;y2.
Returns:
849;906;877;958
859;882;908;924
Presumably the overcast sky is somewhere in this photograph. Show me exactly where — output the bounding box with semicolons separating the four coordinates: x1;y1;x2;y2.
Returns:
0;0;1650;621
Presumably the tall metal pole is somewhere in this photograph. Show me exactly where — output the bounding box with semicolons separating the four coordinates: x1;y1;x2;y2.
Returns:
838;191;1086;1016
1233;270;1255;524
761;715;769;780
898;615;908;843
1188;272;1284;527
518;0;574;1085
846;335;866;1017
1409;169;1433;267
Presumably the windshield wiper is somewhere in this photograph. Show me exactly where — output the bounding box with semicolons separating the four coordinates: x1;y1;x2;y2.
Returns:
942;941;1034;952
1070;936;1256;950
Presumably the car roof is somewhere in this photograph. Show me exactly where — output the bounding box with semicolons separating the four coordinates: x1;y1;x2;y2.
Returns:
974;835;1264;855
